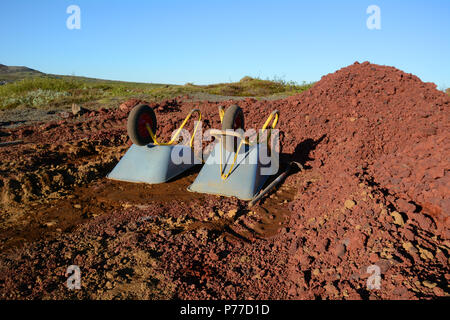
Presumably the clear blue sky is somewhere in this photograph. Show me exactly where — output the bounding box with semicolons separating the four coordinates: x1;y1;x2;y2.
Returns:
1;0;449;88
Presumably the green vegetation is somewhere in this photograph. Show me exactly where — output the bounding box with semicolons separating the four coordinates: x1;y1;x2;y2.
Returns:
0;75;194;109
0;72;313;110
189;76;313;97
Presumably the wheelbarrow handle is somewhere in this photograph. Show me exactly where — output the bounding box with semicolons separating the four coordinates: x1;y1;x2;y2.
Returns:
218;106;225;123
147;108;202;148
261;110;280;131
209;129;249;142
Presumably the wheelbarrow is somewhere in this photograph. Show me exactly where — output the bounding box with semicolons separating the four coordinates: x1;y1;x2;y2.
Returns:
187;105;280;200
107;104;202;184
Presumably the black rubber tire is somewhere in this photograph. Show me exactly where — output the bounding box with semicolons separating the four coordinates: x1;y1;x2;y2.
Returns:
127;104;157;146
221;104;245;152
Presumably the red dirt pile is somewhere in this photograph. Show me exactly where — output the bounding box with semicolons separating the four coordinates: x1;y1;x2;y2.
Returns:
272;61;449;298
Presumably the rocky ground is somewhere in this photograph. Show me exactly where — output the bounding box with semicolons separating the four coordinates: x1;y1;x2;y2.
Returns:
0;62;448;299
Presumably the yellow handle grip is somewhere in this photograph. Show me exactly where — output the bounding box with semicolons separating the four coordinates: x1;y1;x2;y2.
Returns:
146;108;202;148
218;106;225;123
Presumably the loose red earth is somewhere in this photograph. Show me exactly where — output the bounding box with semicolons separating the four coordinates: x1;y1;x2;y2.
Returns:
0;62;448;299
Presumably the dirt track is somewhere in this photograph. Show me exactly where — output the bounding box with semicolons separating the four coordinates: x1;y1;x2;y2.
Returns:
0;62;448;299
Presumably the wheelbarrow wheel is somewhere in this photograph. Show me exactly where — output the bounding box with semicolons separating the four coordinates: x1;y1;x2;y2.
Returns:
127;104;157;146
222;104;245;152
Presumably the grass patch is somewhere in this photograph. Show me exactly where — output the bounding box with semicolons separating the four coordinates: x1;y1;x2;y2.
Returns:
0;76;190;109
197;76;313;97
0;74;313;110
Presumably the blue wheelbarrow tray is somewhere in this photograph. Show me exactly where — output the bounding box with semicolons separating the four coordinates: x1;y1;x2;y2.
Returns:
107;143;200;184
187;142;279;200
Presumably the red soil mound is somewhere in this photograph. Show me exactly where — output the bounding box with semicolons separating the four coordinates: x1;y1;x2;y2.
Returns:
270;61;449;298
281;61;449;236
